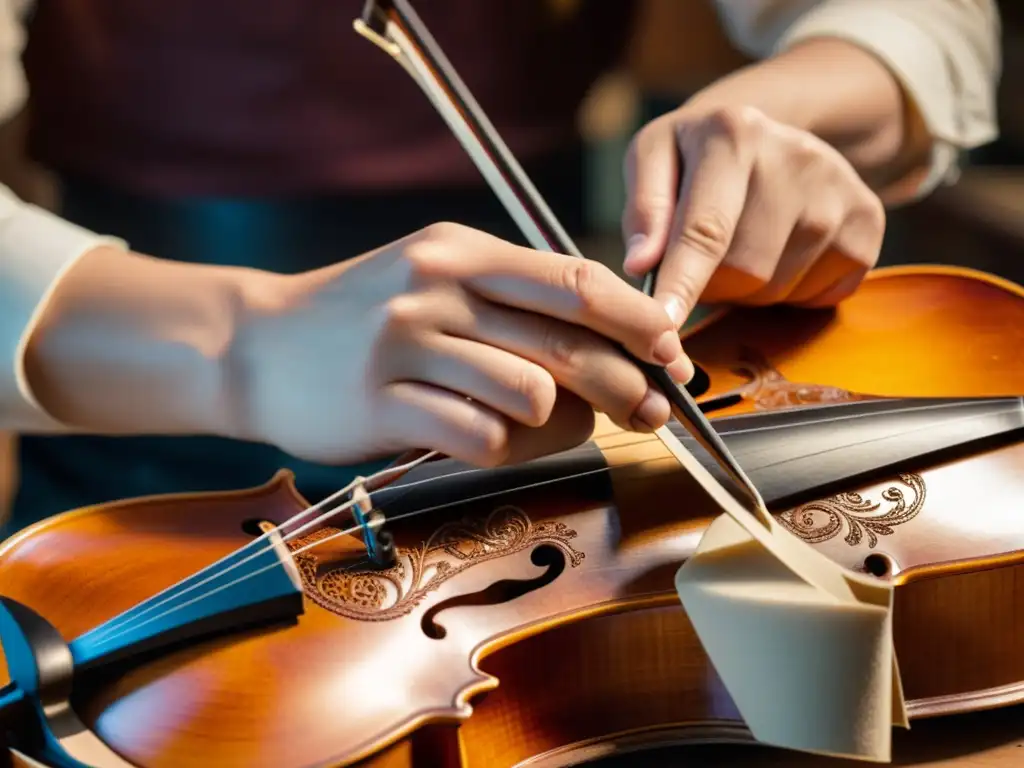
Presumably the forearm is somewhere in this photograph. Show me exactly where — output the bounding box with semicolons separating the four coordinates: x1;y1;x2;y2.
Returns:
19;245;255;438
707;0;1000;205
683;39;923;192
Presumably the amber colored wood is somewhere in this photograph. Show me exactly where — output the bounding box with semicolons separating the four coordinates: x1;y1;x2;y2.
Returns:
0;264;1020;767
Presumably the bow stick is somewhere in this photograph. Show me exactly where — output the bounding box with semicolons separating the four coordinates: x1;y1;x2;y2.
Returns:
354;3;910;762
353;0;772;529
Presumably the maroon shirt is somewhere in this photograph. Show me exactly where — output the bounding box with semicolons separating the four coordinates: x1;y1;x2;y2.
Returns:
23;0;638;196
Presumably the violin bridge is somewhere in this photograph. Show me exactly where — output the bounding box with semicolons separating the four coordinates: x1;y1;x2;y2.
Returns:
350;477;397;570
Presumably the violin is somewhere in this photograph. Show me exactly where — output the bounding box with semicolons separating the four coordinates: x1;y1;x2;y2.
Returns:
1;262;1022;768
1;2;1022;766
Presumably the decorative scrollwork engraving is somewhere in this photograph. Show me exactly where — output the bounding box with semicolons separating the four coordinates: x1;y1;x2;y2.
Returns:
729;347;872;410
286;506;585;622
777;473;926;548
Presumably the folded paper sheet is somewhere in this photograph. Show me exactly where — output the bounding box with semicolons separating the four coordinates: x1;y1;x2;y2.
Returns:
658;425;909;762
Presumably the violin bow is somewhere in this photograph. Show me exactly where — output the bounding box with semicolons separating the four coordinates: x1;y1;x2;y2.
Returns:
353;0;771;527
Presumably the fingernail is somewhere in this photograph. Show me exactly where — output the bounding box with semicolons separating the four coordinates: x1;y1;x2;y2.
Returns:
662;296;685;329
653;328;683;365
623;233;646;273
668;353;696;384
630;387;670;432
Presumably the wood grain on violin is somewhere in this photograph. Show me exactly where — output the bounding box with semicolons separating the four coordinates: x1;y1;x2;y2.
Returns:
0;264;1019;767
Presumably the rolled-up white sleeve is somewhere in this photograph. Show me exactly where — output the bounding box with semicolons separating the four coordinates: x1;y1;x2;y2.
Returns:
1;0;128;431
713;0;1001;200
0;186;127;431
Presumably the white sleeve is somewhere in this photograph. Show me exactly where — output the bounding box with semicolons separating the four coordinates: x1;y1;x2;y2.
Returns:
0;184;127;431
713;0;1001;199
1;0;130;431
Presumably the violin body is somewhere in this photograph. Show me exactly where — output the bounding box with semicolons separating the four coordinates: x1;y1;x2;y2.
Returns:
0;264;1021;768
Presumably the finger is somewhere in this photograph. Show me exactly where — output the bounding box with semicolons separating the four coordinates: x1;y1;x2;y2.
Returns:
734;207;840;306
704;171;799;305
376;286;682;428
439;295;676;431
786;194;882;308
401;224;687;368
785;247;865;305
502;388;597;464
654;118;753;327
378;381;512;467
378;382;595;467
384;331;558;429
621;120;680;277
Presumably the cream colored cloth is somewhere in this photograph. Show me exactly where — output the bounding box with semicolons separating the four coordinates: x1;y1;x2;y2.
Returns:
0;0;1003;432
660;424;908;762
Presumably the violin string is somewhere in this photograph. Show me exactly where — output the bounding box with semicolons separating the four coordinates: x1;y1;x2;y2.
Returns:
87;402;1022;652
84;450;438;642
82;398;1021;649
83;431;667;643
335;403;1024;522
360;398;1024;526
83;454;659;649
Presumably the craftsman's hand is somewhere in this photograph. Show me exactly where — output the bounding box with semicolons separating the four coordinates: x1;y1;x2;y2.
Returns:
621;105;886;327
237;223;693;467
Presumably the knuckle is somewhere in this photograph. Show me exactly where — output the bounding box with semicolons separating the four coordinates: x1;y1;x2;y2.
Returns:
380;294;422;334
793;132;824;159
514;366;556;426
681;208;734;260
841;193;886;267
663;274;704;317
558;259;612;313
404;222;469;276
630;191;675;225
419;220;468;243
625;379;653;417
402;238;445;279
541;324;584;370
705;105;764;142
470;412;511;467
800;206;843;240
861;193;886;234
786;131;840;177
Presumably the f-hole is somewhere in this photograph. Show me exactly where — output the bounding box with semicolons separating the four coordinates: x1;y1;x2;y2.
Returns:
685;363;710;399
420;545;566;640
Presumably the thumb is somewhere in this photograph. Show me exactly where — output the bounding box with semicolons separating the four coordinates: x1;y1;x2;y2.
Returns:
621;124;679;278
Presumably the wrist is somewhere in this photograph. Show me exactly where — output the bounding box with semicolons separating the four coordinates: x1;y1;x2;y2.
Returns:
680;39;907;177
22;245;260;439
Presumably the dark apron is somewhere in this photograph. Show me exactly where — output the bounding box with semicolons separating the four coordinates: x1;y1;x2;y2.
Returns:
9;146;586;534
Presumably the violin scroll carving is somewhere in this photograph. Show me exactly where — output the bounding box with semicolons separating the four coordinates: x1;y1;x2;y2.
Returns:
729;347;873;410
287;506;585;622
778;473;926;549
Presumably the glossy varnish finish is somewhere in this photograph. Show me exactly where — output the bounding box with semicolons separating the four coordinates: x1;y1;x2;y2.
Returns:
0;265;1021;767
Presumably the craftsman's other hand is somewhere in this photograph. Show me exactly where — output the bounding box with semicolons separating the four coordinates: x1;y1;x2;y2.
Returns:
621;105;885;327
236;223;693;467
